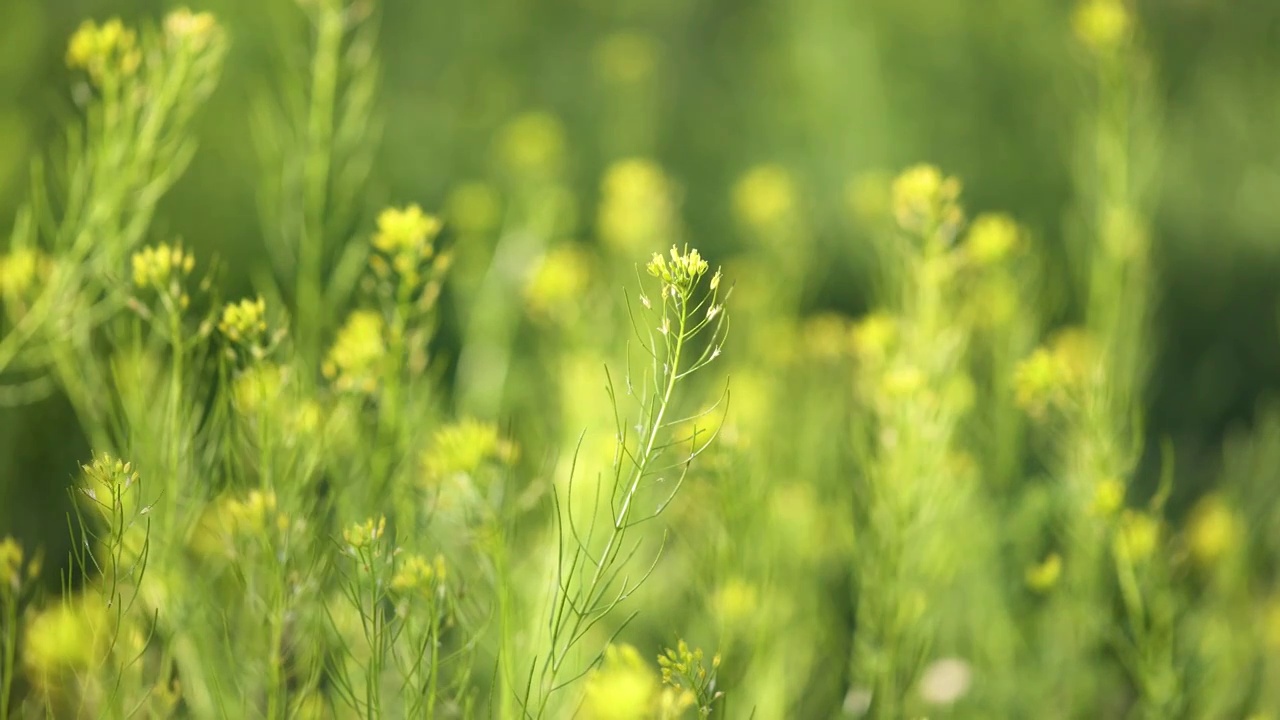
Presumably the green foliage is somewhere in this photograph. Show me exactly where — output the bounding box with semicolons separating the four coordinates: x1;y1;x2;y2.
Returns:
1;0;1280;718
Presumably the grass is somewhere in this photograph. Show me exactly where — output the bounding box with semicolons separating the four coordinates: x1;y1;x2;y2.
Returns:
1;1;1279;718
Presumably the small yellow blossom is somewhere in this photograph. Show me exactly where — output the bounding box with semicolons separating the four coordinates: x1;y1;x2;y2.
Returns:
647;244;709;295
496;112;566;177
732;164;797;231
598;158;677;253
1186;493;1243;567
1114;510;1160;564
525;246;592;319
582;644;658;720
1089;477;1126;517
1072;0;1132;54
23;597;110;684
422;419;518;483
218;297;268;346
343;516;387;550
891;164;964;238
1025;552;1063;593
964;213;1021;266
323;310;386;393
850;312;897;360
163;8;221;51
0;248;51;300
391;553;446;594
372;204;441;257
66;18;141;81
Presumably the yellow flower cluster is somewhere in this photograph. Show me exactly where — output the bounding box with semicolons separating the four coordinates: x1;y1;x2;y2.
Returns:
132;243;196;289
322;309;386;393
1072;0;1132;54
391;553;447;595
647;244;710;296
372;204;440;258
1089;476;1126;517
218;297;269;346
231;363;286;415
581;644;661;720
422;419;518;484
1012;329;1097;418
598;158;678;254
1113;510;1160;564
963;213;1022;266
162;8;221;51
657;639;720;697
891;164;964;239
66;18;141;81
0;537;41;596
1186;494;1243;568
23;596;110;684
497;112;566;178
1025;552;1063;593
732;164;797;232
342;515;387;550
80;452;140;515
0;248;51;306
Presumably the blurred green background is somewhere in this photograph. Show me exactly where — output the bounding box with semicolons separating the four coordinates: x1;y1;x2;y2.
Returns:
3;0;1280;547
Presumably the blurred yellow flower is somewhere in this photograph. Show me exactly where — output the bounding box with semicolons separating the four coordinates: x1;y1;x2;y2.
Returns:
163;8;221;51
496;112;566;178
598;158;678;254
23;597;110;684
422;419;518;483
1186;493;1243;567
525;245;592;319
882;365;926;398
231;363;287;415
1072;0;1132;54
1114;510;1160;564
323;310;386;393
1025;552;1062;593
582;644;658;720
850;312;898;361
1089;476;1126;517
0;536;22;591
372;204;441;257
732;164;797;231
391;553;446;595
218;297;269;346
343;515;386;550
891;164;963;238
0;247;51;299
66;18;140;79
964;213;1021;266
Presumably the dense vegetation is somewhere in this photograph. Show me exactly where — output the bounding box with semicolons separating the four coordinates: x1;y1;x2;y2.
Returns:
2;0;1280;718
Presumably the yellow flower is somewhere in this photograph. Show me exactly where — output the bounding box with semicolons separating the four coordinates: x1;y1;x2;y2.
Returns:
595;32;658;84
65;18;141;81
0;248;51;299
1114;510;1160;564
598;158;677;253
23;597;110;684
391;553;446;594
582;644;658;720
422;419;518;483
964;213;1021;266
232;363;287;415
372;204;441;256
891;164;963;238
646;244;709;295
323;310;386;393
218;297;269;346
0;536;22;591
1072;0;1132;54
342;516;386;550
525;246;592;319
732;164;797;231
1089;477;1126;517
163;8;221;51
496;112;566;177
850;312;897;360
1186;494;1243;567
1025;553;1062;593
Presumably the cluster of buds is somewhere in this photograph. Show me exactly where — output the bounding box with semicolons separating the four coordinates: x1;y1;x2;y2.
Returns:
66;18;141;82
891;164;964;245
132;243;196;311
218;297;269;347
646;244;711;298
370;205;446;292
390;552;447;596
322;309;386;394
